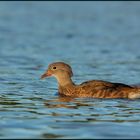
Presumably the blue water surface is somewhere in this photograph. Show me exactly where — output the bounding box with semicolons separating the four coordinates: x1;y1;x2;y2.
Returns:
0;1;140;139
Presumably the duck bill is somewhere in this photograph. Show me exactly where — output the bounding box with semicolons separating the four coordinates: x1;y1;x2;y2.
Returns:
41;70;52;79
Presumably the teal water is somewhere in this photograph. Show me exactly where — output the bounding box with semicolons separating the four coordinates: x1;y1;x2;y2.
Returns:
1;1;140;139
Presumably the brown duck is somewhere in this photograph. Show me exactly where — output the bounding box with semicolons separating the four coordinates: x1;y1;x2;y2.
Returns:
41;62;140;99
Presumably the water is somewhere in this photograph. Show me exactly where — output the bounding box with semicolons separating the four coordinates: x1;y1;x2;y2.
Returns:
0;1;140;139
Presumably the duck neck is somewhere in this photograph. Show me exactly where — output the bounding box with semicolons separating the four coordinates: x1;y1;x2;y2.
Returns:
55;75;75;87
57;77;75;97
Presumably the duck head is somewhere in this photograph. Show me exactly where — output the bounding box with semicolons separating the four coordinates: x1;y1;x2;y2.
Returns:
41;62;73;86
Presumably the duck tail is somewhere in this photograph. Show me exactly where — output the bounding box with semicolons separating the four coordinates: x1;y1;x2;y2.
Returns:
128;89;140;99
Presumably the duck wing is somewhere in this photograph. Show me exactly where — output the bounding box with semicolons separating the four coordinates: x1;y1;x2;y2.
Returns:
77;80;133;98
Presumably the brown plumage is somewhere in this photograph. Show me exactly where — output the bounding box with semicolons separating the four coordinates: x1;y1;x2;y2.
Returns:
41;62;140;99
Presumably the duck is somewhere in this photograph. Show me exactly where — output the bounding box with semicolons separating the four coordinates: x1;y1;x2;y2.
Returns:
41;62;140;99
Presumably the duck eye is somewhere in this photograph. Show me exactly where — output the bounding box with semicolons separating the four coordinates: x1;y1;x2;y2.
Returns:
52;66;56;69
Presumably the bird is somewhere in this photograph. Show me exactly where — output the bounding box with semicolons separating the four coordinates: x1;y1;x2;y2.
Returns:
41;62;140;99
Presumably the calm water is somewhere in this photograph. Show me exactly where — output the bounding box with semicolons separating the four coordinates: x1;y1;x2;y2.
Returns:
1;1;140;139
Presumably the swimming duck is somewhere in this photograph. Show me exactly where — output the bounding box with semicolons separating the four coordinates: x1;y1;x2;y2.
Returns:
41;62;140;99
